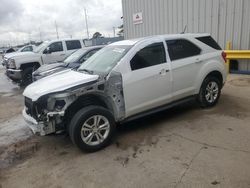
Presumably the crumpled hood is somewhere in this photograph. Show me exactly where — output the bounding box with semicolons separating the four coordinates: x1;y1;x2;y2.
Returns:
23;70;99;101
34;62;66;74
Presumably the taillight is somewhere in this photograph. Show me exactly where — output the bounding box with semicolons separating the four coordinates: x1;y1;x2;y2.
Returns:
222;51;227;63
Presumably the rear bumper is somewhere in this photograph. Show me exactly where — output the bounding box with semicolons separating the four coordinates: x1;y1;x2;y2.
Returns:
6;68;22;81
22;109;55;136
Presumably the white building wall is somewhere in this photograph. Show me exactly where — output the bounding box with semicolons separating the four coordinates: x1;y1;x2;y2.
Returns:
122;0;250;71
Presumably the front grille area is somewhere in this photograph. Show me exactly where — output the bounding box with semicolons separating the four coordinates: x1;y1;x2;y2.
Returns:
25;97;35;117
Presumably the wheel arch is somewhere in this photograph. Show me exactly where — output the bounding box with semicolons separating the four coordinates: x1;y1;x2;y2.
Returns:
64;93;117;127
196;70;224;94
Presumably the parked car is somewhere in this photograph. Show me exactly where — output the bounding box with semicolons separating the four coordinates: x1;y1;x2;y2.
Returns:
32;45;104;81
23;33;227;152
5;39;85;85
2;45;36;66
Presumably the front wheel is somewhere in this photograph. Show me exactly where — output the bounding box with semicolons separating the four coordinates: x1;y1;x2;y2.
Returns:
69;106;116;152
198;76;222;108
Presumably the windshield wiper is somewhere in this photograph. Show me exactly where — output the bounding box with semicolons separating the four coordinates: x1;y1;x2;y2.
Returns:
78;69;94;74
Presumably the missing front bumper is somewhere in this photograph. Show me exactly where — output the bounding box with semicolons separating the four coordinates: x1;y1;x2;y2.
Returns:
22;109;55;136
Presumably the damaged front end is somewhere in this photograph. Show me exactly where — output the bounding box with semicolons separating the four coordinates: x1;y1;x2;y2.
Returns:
23;92;75;135
23;71;126;136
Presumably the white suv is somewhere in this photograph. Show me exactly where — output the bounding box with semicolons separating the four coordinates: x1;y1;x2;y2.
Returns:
23;33;227;152
5;39;85;85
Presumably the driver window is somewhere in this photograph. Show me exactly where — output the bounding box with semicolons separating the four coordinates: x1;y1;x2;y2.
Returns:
48;42;63;53
130;42;166;71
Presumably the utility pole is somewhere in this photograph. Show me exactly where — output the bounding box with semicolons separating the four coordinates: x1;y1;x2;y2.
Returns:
29;32;31;44
113;27;116;37
84;8;90;39
55;20;59;39
39;27;42;41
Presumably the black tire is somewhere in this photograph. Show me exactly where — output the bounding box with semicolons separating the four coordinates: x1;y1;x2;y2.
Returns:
69;105;116;152
198;76;222;108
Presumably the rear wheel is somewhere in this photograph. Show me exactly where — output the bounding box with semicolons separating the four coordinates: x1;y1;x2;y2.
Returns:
69;106;116;152
198;76;222;107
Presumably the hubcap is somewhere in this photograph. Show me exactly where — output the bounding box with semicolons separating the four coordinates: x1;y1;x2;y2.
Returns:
80;115;110;146
205;81;219;103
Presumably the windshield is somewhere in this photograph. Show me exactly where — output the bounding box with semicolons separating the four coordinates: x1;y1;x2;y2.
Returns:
64;49;87;64
17;46;25;52
34;42;49;53
78;45;132;73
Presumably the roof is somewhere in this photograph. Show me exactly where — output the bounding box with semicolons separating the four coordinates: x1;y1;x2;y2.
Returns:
110;33;210;46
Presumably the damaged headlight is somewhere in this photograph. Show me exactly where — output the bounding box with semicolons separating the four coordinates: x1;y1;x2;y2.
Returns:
46;92;74;112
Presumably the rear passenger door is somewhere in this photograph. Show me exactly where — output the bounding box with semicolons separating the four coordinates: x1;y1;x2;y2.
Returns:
65;40;82;57
166;39;202;100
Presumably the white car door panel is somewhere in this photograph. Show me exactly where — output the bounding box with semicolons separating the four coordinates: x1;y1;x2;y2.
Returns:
123;42;172;117
166;39;202;100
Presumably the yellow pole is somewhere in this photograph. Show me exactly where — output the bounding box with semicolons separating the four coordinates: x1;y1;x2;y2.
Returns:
226;41;231;74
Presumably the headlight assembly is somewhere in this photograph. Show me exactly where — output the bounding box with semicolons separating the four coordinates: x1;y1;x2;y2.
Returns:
8;59;16;69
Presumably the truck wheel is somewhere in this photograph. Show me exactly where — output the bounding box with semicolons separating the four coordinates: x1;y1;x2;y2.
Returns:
20;67;33;86
198;76;222;108
69;105;116;152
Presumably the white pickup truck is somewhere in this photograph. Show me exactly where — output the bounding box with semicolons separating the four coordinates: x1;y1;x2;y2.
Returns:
5;39;85;85
23;33;227;152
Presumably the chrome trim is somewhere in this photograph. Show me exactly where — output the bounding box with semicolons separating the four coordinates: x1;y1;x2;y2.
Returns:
7;68;22;72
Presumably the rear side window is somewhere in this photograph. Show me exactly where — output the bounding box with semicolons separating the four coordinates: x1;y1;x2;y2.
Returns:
130;42;166;71
66;40;81;50
166;39;201;61
196;36;222;50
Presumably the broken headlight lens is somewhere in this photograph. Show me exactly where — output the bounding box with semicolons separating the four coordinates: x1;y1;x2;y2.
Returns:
54;100;66;110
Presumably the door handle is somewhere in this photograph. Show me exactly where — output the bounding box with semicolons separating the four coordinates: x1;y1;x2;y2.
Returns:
159;69;169;75
60;54;66;56
195;58;202;63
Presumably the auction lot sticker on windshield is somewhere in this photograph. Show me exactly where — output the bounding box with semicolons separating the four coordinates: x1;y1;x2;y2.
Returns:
113;48;125;53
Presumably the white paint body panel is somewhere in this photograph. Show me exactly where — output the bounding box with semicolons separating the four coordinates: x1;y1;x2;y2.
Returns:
23;70;99;101
113;34;226;118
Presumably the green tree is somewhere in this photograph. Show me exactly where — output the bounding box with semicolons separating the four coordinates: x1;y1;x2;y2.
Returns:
92;32;102;39
117;24;124;37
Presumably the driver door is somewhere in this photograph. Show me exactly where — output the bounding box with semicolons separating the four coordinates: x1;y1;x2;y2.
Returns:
123;41;172;117
42;41;65;64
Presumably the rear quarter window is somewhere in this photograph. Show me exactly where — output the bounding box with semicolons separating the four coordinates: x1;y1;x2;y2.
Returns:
196;36;222;50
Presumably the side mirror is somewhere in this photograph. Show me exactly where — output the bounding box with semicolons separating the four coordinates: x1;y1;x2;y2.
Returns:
82;57;88;62
44;47;51;54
